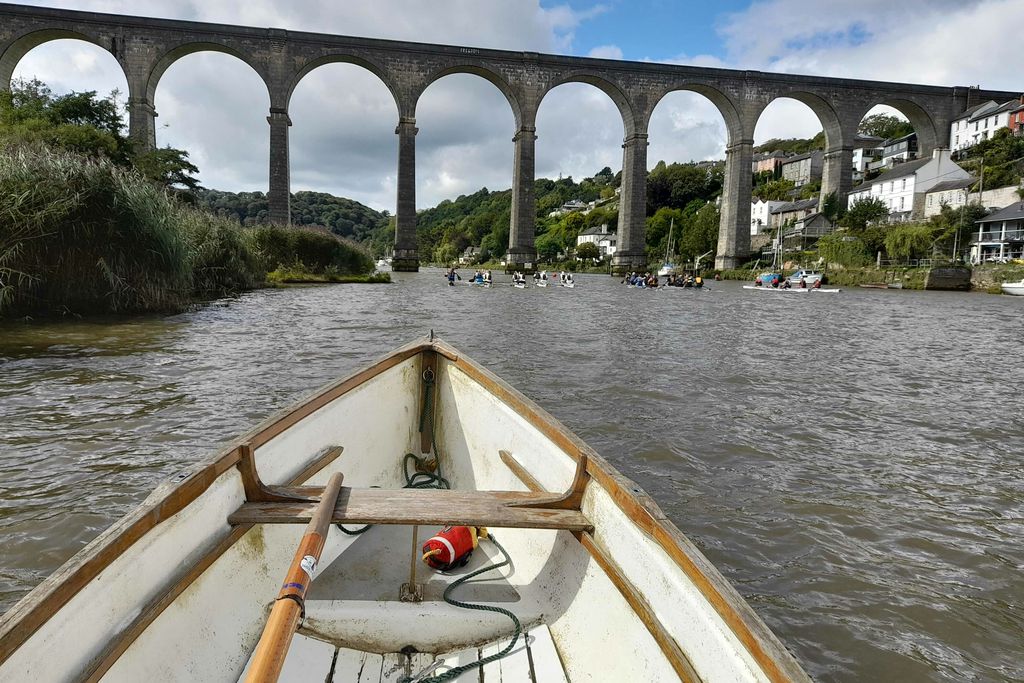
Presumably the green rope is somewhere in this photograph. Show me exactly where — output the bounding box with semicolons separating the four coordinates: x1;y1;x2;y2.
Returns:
337;372;447;534
342;369;522;682
402;535;522;683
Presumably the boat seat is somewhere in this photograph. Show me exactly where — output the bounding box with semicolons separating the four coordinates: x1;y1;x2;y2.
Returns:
228;487;592;532
229;452;593;533
236;624;568;682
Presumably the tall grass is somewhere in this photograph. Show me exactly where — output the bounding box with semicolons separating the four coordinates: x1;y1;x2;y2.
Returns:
0;145;262;317
0;144;374;317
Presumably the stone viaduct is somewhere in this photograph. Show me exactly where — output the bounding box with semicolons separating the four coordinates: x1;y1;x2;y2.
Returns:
0;3;1017;271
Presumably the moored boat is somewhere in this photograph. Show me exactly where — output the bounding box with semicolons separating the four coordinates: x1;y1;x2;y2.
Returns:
0;338;810;683
1000;279;1024;295
786;269;824;286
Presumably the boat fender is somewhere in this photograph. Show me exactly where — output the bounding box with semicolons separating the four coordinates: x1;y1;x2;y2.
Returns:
422;525;487;571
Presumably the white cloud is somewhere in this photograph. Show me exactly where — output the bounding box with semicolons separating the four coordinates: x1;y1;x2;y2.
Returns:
588;44;623;60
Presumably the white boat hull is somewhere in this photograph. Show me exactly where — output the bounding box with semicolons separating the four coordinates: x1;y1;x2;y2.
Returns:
1001;281;1024;296
535;281;548;287
0;340;810;683
743;285;810;293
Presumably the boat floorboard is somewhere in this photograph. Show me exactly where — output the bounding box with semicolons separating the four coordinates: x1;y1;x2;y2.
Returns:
238;624;567;682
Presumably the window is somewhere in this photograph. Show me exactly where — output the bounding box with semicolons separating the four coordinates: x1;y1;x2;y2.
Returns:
975;121;979;131
900;196;905;210
927;196;933;206
902;178;907;191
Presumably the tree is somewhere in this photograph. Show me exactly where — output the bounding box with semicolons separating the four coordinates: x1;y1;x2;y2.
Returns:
841;197;889;231
817;233;871;267
859;113;914;140
753;177;796;201
535;232;561;262
576;241;600;261
821;191;844;223
883;224;937;260
677;203;720;260
134;147;201;199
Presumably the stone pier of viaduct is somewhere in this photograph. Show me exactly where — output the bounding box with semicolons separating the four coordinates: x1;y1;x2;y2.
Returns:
0;3;1017;271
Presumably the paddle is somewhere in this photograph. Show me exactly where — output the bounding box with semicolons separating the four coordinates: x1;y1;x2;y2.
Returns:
243;471;345;683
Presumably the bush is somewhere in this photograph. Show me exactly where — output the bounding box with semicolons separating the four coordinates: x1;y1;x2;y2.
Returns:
0;144;267;316
246;224;373;276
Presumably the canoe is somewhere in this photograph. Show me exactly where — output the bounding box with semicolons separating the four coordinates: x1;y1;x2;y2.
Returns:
0;337;809;683
535;280;548;287
742;285;810;293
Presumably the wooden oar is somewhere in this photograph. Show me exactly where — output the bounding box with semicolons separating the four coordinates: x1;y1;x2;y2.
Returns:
244;471;345;683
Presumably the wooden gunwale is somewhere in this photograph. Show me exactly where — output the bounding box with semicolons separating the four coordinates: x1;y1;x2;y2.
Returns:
0;340;429;668
1;337;807;682
500;450;699;682
437;339;809;683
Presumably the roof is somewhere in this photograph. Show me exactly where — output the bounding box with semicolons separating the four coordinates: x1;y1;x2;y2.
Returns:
853;134;885;146
976;201;1024;224
927;178;976;194
868;157;932;184
770;198;819;214
965;99;1021;123
781;151;819;164
955;100;997;122
883;132;917;147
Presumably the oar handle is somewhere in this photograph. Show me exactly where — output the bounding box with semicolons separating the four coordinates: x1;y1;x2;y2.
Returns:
244;471;344;683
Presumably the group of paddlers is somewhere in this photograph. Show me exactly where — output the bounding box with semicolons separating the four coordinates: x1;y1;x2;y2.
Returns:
623;272;704;289
446;267;492;286
754;275;821;289
447;268;575;287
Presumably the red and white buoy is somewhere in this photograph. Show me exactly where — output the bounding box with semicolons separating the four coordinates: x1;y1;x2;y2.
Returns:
421;525;487;571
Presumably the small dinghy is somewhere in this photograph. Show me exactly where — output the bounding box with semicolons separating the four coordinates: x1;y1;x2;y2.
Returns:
512;282;526;289
0;337;809;683
1000;279;1024;295
535;280;548;288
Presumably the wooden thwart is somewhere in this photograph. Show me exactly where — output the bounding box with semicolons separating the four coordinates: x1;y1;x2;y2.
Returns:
228;488;593;532
230;447;592;532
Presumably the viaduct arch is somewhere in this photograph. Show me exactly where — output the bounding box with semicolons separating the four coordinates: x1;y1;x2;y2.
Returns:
0;3;1017;272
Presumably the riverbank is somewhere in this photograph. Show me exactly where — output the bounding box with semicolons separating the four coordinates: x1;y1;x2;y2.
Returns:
266;268;391;284
0;145;375;318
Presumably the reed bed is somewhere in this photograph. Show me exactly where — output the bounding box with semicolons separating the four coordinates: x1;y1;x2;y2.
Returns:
0;144;374;317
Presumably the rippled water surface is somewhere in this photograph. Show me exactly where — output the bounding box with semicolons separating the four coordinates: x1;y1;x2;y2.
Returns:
2;272;1022;681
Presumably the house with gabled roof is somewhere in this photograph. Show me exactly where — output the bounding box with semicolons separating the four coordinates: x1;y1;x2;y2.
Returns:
969;201;1024;263
950;98;1023;152
847;149;970;221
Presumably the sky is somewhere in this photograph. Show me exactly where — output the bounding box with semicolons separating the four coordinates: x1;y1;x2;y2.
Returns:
9;0;1023;211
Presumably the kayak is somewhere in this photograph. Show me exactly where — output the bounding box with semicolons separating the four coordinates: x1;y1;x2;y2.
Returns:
535;281;548;287
512;282;526;289
742;285;810;293
0;337;809;683
560;282;575;288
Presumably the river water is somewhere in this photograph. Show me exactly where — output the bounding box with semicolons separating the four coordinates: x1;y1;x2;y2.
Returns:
1;271;1022;681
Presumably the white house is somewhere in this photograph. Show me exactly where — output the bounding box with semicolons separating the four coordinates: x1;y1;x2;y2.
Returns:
576;223;617;257
847;149;971;220
923;178;975;217
851;134;885;182
750;198;786;235
969;201;1024;263
949;99;1020;153
880;132;917;167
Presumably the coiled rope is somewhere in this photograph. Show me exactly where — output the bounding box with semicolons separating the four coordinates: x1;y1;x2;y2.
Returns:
403;534;522;683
